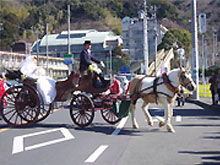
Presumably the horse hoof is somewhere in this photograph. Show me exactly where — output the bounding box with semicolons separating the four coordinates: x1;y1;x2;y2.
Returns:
168;128;175;133
148;121;153;126
132;124;139;129
167;126;175;133
159;121;165;127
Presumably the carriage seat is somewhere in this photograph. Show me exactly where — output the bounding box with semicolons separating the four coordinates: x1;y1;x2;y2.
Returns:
93;78;110;89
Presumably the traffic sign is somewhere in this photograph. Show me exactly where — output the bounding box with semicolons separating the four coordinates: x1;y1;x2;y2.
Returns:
64;54;73;65
199;13;206;33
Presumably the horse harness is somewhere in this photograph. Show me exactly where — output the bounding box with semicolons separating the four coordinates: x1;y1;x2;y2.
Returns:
131;73;180;104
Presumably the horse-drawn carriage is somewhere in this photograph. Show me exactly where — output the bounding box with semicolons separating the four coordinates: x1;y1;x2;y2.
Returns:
0;70;130;128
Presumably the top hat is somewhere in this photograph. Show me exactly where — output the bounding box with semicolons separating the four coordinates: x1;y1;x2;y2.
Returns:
84;40;91;45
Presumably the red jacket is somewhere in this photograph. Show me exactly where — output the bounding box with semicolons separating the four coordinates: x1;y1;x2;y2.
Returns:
0;79;5;99
110;78;120;94
0;79;7;106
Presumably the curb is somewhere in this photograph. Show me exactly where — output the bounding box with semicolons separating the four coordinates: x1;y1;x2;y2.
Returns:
186;98;220;113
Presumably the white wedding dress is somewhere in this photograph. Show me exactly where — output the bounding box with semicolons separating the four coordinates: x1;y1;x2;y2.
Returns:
20;56;56;104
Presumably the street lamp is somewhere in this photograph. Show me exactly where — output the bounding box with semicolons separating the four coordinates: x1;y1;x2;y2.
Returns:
177;48;185;67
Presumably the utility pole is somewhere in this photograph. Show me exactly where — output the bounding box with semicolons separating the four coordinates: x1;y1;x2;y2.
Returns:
67;5;71;55
35;28;39;65
67;4;72;73
212;27;217;66
109;46;112;80
46;23;49;76
0;22;3;51
192;0;199;100
143;0;149;75
152;6;158;76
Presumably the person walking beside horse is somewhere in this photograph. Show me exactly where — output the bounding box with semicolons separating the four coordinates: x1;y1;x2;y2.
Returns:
209;72;217;105
216;69;220;104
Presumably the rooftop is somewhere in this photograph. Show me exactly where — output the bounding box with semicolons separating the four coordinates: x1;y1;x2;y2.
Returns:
37;29;120;47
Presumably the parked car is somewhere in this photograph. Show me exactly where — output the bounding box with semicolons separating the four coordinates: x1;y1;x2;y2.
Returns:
119;73;136;81
5;80;21;90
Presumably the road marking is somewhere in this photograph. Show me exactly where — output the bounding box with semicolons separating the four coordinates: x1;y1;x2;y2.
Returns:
111;116;128;135
12;127;74;154
85;145;108;163
0;127;10;133
176;115;182;122
147;116;182;123
0;108;62;134
155;116;165;122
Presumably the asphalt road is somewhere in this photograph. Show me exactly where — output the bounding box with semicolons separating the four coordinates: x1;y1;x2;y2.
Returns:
0;100;220;165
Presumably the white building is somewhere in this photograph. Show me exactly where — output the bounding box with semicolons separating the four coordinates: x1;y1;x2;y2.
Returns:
122;16;167;63
32;29;122;59
0;51;68;78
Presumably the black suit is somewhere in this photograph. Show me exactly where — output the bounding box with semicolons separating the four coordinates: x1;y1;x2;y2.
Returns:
79;49;100;72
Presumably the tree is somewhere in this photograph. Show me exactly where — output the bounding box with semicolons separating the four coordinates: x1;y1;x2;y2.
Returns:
158;28;191;53
158;28;192;67
112;46;131;74
1;13;21;50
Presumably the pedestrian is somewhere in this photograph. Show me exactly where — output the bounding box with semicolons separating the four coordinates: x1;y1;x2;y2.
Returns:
208;72;217;105
0;73;6;120
110;76;121;94
216;69;220;104
79;40;109;87
176;86;185;107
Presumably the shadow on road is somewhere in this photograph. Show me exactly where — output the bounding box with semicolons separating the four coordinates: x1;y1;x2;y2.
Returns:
179;150;220;165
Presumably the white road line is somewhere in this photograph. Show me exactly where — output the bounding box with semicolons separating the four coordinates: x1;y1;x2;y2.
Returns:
153;118;158;122
12;128;74;154
155;116;165;122
111;116;128;135
85;145;108;163
176;115;182;122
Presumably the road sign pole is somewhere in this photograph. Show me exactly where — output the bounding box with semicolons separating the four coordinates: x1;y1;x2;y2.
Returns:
192;0;199;100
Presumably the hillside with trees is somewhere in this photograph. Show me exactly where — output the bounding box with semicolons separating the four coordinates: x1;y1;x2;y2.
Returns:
0;0;219;52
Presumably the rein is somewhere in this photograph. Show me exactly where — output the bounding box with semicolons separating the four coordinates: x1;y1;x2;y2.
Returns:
162;74;180;93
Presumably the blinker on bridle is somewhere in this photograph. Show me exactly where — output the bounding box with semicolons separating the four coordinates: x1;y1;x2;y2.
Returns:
180;72;193;88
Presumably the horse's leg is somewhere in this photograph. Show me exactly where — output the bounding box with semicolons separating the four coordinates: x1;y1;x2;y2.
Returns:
130;103;139;129
166;102;175;133
159;103;175;133
141;102;153;126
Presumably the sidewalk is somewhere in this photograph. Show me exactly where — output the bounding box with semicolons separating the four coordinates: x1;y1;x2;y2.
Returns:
186;97;220;113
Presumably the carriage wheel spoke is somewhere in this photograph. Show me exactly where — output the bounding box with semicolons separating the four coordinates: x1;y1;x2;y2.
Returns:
8;111;17;121
14;113;19;124
3;108;16;116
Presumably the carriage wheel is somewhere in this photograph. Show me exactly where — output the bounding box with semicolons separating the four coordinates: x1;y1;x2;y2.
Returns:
35;103;52;123
101;101;121;125
69;94;94;127
0;85;40;127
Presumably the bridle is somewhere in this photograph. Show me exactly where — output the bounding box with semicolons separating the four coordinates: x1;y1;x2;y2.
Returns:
179;71;193;89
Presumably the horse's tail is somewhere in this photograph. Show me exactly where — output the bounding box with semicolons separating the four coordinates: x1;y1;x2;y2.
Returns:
125;82;130;95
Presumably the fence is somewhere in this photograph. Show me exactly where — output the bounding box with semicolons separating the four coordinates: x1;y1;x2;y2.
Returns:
184;83;212;98
199;83;212;98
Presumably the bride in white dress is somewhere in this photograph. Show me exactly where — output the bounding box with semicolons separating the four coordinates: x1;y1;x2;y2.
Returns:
20;55;56;104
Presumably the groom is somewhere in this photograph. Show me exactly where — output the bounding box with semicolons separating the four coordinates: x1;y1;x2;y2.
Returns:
79;40;109;88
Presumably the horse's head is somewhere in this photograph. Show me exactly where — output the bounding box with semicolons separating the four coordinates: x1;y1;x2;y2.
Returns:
178;67;196;92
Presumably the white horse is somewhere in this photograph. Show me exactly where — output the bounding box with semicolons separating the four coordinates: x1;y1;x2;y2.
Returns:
128;67;196;133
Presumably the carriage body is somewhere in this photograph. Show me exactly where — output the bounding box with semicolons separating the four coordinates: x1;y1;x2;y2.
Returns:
0;70;130;127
